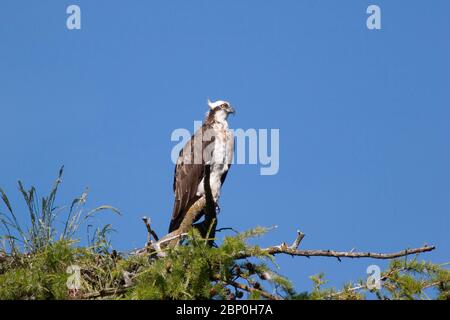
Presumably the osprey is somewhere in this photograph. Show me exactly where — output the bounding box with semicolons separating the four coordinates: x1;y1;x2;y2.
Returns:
169;99;235;232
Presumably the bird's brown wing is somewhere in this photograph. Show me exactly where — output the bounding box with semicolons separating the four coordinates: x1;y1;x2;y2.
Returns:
169;125;215;232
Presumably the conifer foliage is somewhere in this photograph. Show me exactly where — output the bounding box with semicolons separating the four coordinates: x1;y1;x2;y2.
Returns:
0;169;448;300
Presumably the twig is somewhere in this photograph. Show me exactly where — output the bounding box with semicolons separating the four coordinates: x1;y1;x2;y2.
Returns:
211;273;280;300
151;240;166;258
142;216;159;243
329;268;399;298
422;281;442;290
216;227;239;234
157;232;189;246
229;280;281;300
134;232;189;256
289;230;305;250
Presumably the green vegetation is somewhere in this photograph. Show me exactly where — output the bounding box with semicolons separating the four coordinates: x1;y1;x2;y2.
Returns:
0;169;448;300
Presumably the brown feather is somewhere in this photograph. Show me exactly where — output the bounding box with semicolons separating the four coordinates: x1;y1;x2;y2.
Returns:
168;122;215;232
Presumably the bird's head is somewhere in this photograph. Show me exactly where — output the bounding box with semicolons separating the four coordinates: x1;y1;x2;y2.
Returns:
206;99;235;123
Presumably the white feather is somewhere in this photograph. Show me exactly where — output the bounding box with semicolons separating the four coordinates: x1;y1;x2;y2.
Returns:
207;99;227;109
196;121;234;202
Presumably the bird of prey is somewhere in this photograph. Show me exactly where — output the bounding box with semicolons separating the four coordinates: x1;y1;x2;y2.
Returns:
168;99;235;232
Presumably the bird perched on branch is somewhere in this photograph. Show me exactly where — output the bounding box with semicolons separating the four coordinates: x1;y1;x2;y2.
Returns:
168;99;235;232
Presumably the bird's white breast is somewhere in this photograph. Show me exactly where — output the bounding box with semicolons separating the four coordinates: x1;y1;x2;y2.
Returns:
196;121;233;201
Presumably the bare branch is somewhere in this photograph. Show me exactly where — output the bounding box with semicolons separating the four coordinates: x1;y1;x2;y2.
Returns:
216;227;239;234
290;230;305;250
235;231;435;260
142;216;159;243
134;232;189;256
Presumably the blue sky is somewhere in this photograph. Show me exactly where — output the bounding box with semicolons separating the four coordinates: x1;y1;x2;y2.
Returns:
0;0;449;294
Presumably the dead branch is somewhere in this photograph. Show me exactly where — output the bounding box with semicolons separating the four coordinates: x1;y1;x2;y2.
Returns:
135;225;435;263
234;231;435;260
134;231;188;256
142;216;159;243
290;230;305;249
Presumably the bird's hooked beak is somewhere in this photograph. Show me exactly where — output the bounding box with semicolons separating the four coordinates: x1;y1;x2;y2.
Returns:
227;105;236;115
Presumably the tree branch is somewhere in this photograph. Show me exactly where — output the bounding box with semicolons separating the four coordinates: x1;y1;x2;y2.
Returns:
235;231;435;260
142;216;159;243
229;280;281;300
328;266;402;298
